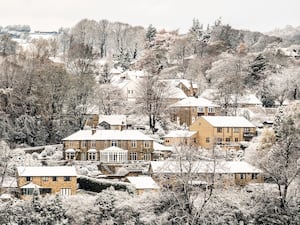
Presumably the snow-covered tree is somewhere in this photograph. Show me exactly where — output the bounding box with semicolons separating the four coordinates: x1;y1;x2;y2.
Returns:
260;102;300;209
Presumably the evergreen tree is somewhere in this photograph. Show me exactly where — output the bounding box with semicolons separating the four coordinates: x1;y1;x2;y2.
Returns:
246;54;267;87
145;24;157;43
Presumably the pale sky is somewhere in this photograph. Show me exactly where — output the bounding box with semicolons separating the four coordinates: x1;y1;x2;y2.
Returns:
0;0;299;33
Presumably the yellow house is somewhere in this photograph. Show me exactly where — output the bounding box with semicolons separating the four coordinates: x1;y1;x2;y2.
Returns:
163;130;198;147
190;116;256;150
62;129;154;162
170;97;220;126
126;176;160;195
150;161;263;188
16;166;77;199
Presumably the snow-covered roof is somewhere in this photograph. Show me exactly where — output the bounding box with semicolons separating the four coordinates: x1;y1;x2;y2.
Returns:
65;148;75;153
167;86;187;99
99;115;126;126
153;142;173;152
102;146;128;152
62;130;153;141
17;166;77;177
237;94;262;105
20;182;42;189
170;97;218;108
87;149;97;153
162;79;198;89
164;130;197;138
127;176;160;189
150;161;262;174
202;116;255;128
178;79;198;89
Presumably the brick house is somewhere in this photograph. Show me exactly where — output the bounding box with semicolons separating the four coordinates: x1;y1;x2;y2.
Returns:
62;129;154;162
190;116;256;150
170;97;220;126
16;166;77;199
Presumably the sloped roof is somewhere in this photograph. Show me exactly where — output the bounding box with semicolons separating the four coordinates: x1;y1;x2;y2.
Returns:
170;97;218;108
202;116;255;128
167;86;187;99
150;161;262;174
153;142;173;152
164;130;197;138
20;182;42;189
237;94;262;105
99;115;126;126
127;176;160;189
17;166;77;177
102;146;128;152
62;130;153;141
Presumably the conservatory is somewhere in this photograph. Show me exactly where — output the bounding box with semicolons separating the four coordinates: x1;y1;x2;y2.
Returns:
100;146;128;163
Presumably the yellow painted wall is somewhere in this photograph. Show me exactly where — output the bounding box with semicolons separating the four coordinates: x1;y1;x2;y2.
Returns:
190;117;256;149
18;176;77;198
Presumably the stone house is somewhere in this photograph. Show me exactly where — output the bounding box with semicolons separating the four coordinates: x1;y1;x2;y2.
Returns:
62;129;154;162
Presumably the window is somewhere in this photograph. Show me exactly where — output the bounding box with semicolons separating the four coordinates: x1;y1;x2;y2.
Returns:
225;138;230;142
129;152;137;161
67;152;75;160
81;141;87;148
216;138;222;144
143;153;151;161
217;128;222;133
244;128;250;132
69;142;73;147
60;188;71;196
194;138;197;143
52;177;57;182
198;107;204;112
26;176;32;182
91;140;96;148
206;137;210;143
22;188;34;195
208;107;214;113
88;152;97;161
235;137;239;142
64;176;71;182
42;176;48;181
252;173;258;180
240;174;245;179
131;140;137;148
144;141;150;148
165;139;170;143
111;140;118;147
234;128;239;133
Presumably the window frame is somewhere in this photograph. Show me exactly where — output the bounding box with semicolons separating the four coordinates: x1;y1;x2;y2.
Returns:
64;176;71;182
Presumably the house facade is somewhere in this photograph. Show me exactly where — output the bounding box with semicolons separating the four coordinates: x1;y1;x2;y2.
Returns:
62;129;154;162
190;116;256;149
163;130;198;147
16;166;77;199
170;97;220;126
